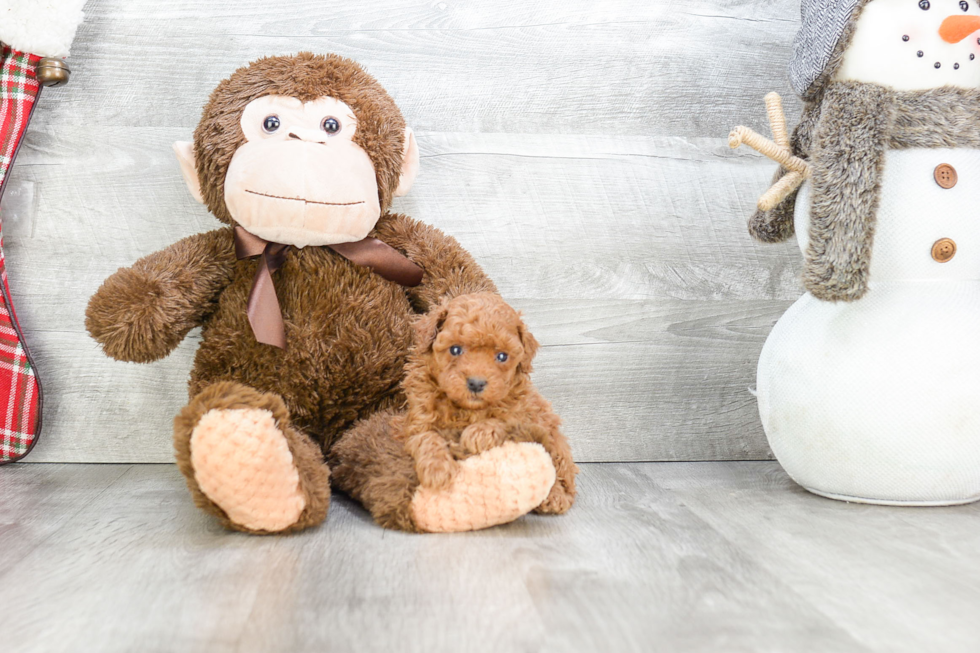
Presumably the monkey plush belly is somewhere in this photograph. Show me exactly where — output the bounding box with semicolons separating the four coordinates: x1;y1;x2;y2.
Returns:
189;246;415;447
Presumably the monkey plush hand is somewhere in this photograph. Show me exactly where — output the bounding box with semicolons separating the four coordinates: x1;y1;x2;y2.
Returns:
85;53;558;534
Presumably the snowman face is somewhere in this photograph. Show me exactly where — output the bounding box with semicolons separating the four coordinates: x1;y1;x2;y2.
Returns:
835;0;980;90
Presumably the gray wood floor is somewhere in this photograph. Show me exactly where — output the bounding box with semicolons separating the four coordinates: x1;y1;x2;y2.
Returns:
2;462;977;653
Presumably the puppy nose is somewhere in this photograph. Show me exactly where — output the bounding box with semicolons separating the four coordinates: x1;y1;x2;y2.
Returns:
466;377;487;394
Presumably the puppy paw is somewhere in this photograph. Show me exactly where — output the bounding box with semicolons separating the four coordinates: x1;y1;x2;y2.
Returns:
416;453;460;491
534;483;575;515
460;420;506;455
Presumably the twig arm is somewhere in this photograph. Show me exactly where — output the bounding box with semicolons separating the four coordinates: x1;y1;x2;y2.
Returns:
729;126;811;177
765;92;790;149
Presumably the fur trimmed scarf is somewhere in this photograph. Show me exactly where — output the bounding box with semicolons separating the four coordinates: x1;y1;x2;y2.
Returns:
749;83;980;302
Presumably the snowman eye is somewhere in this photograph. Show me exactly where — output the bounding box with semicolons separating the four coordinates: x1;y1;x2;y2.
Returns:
919;0;930;8
961;1;969;11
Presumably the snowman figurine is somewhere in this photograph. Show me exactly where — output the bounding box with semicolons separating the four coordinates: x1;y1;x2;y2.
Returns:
731;0;980;504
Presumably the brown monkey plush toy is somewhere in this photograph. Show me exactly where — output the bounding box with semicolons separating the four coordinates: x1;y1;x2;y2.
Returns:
85;53;558;534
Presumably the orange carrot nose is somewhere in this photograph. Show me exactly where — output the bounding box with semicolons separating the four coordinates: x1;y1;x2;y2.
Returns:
940;15;980;43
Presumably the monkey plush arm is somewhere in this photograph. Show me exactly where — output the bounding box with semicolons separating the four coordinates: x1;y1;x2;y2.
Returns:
372;213;497;312
803;83;892;302
747;99;822;243
86;228;237;363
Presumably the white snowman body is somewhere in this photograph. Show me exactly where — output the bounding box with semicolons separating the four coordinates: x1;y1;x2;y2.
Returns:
756;0;980;504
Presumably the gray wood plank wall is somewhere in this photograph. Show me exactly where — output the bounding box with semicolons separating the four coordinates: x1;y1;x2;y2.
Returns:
2;0;806;463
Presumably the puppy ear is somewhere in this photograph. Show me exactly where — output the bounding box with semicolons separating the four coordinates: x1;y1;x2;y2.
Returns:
415;302;450;352
517;317;540;374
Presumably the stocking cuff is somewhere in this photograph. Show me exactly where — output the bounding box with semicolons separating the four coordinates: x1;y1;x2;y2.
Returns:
0;0;87;58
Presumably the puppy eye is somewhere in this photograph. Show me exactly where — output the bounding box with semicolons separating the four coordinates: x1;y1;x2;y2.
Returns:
322;116;341;135
449;345;463;356
496;352;509;363
262;115;280;133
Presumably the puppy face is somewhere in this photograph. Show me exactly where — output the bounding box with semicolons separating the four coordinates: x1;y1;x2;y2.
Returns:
415;294;539;409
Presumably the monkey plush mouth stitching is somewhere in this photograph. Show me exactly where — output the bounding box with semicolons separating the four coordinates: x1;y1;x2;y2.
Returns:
245;189;365;206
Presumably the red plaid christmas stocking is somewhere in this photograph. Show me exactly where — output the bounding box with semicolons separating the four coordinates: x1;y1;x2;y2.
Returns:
0;44;43;463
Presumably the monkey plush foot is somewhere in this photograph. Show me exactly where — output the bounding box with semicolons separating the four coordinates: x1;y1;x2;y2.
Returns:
174;382;331;534
411;442;556;533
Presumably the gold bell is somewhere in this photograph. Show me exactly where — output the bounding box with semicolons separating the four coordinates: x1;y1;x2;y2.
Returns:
35;58;71;88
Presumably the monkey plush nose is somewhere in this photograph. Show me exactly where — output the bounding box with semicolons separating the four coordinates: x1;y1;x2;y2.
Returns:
286;128;329;144
940;15;980;43
466;377;487;394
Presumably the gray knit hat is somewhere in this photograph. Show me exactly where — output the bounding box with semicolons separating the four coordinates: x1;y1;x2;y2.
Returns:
790;0;869;98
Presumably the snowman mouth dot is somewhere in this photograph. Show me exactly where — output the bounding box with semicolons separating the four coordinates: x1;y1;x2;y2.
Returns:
972;54;977;60
918;50;925;57
936;61;942;68
903;34;910;41
955;63;961;69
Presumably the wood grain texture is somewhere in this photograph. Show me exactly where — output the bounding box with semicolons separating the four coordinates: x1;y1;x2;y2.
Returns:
3;0;808;462
3;462;978;653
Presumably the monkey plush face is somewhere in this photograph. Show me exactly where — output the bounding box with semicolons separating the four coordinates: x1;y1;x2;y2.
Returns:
223;95;381;246
174;53;419;248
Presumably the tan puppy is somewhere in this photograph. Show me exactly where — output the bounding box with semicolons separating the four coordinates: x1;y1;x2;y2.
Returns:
402;293;577;514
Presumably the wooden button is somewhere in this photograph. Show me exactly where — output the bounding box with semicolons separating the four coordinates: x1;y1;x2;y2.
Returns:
934;163;957;189
932;238;957;262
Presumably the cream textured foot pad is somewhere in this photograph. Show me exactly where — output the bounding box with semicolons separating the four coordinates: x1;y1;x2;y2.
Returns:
190;408;306;532
411;442;556;533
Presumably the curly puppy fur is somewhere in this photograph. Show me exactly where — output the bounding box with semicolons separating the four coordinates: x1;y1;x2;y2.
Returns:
86;53;496;533
331;294;577;532
404;293;577;512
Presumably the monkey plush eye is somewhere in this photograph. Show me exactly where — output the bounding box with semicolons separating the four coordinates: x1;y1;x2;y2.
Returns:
918;0;929;9
961;0;969;10
321;117;341;134
262;115;281;133
496;352;509;363
449;345;463;356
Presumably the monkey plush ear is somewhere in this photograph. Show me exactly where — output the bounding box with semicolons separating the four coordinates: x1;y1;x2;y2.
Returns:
414;301;449;352
393;127;419;198
517;317;540;375
172;141;205;204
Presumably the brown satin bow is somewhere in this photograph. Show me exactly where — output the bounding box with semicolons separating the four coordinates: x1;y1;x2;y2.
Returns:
234;226;423;349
